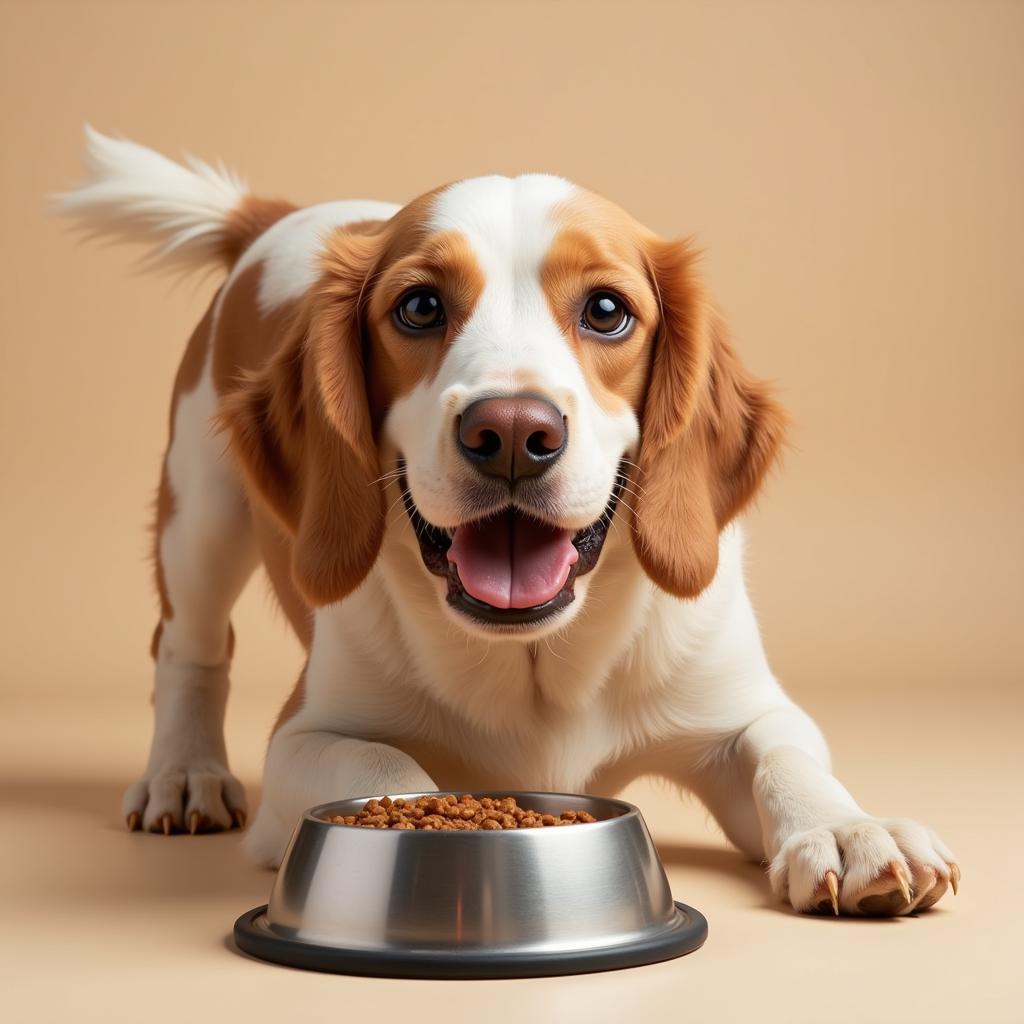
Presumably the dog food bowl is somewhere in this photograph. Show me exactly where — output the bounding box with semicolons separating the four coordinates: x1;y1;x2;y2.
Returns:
234;791;707;978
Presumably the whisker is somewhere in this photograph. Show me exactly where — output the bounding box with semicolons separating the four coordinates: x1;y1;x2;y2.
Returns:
615;485;646;505
369;468;406;487
542;635;569;663
468;641;491;671
610;493;638;518
384;486;412;519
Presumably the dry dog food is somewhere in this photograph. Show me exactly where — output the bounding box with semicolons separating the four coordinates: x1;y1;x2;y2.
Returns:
325;794;599;831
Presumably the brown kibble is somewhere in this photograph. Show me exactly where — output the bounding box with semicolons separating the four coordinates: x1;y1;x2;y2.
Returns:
323;794;600;831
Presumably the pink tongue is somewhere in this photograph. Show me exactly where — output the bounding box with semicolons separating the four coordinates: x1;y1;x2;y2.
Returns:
447;512;578;610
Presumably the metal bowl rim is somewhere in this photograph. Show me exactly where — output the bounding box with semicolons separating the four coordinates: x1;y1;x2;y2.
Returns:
304;790;640;836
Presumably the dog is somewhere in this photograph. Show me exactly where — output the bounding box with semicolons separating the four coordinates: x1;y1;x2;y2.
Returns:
59;128;958;916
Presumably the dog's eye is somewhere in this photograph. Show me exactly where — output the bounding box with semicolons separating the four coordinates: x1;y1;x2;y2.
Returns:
395;289;446;331
581;292;631;337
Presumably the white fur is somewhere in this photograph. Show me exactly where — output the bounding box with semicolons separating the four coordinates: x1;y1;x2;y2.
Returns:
67;135;956;913
240;199;400;313
55;126;249;274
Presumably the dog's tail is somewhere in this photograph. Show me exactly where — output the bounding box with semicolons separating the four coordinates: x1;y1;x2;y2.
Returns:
54;126;295;275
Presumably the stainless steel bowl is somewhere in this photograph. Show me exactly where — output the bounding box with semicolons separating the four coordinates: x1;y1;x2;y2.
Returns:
234;791;707;978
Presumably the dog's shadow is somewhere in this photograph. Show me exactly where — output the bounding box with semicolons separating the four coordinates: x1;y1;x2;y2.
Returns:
655;839;774;907
2;776;272;909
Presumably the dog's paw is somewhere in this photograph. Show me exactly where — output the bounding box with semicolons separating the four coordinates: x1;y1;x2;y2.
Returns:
769;817;959;916
123;761;247;835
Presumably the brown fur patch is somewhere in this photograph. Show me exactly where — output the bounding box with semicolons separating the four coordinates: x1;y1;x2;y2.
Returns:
251;505;313;648
363;228;486;422
212;263;298;392
541;198;661;415
221;196;297;264
336;218;388;237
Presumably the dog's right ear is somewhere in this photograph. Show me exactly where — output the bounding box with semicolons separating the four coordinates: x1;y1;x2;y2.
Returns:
631;239;789;597
219;233;386;606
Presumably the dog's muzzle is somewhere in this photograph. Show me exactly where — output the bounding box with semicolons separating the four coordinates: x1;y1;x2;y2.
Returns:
400;461;624;629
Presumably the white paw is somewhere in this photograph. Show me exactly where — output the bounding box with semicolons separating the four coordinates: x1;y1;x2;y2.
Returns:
769;817;960;916
123;761;247;835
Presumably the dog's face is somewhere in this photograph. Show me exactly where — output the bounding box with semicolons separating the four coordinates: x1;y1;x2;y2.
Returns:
371;178;659;637
224;177;787;637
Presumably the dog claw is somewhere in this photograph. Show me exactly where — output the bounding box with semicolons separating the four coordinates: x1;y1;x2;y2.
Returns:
824;871;840;915
126;811;141;832
232;809;247;830
891;861;913;904
949;863;961;896
188;811;200;835
161;813;173;836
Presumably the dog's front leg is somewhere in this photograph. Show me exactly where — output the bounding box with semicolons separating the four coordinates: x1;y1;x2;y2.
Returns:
244;724;436;868
733;705;959;915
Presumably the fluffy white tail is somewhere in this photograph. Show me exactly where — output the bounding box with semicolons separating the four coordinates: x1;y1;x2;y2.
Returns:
55;127;261;274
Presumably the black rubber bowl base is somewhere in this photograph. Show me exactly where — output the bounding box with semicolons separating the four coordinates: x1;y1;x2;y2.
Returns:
233;902;708;979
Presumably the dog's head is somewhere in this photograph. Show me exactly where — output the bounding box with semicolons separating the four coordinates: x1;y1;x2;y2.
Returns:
224;177;787;637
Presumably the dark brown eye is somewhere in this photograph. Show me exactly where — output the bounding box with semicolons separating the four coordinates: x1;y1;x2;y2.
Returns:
581;292;631;337
395;289;446;331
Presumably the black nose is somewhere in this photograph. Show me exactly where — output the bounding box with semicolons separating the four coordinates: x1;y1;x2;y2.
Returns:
457;396;567;481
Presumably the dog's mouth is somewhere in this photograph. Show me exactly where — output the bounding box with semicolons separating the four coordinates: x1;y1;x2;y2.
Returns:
400;464;624;628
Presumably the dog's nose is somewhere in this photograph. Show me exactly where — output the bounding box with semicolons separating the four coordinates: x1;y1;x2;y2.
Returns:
457;396;567;481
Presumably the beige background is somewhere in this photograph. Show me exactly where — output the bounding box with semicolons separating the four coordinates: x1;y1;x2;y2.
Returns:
1;1;1021;1021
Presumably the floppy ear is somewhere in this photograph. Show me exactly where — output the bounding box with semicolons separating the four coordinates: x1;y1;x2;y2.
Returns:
220;233;385;606
631;240;789;597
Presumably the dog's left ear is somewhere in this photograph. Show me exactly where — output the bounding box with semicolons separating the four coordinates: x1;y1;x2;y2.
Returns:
631;239;789;597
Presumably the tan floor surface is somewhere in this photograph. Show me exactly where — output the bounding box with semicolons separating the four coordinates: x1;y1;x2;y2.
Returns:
3;679;1019;1024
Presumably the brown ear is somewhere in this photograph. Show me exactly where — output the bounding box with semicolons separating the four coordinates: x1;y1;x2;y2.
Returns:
220;233;385;606
631;241;789;597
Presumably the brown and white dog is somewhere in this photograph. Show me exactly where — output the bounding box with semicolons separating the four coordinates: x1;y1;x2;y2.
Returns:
60;129;958;916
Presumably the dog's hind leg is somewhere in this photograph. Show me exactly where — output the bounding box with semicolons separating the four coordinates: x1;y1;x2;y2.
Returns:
123;302;258;835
